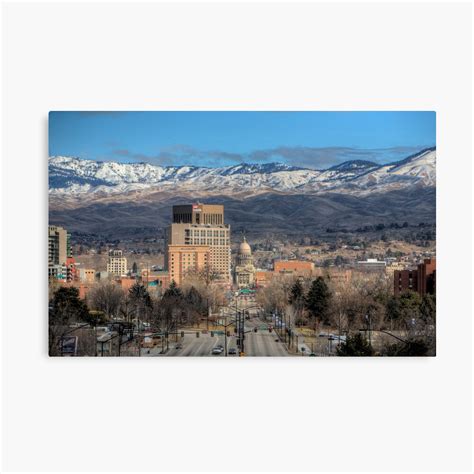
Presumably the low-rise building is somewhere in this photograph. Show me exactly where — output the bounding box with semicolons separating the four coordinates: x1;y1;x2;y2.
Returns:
118;277;136;292
355;259;387;272
78;268;96;284
152;271;171;290
255;270;273;287
58;281;92;299
274;260;314;276
314;268;352;284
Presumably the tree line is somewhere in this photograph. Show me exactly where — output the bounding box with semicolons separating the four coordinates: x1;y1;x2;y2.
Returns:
256;273;436;356
48;276;222;356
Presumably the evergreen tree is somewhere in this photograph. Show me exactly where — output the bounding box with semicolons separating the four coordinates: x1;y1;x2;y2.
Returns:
49;286;90;355
337;333;374;356
420;294;436;323
305;276;331;324
384;339;429;356
129;283;152;308
50;286;90;327
163;280;183;299
185;286;205;314
288;280;304;305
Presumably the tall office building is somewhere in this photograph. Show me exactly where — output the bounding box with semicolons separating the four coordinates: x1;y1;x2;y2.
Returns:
48;225;69;280
165;203;231;284
107;249;128;276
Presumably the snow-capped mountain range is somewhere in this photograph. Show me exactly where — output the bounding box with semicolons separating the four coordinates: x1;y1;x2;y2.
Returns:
49;147;436;197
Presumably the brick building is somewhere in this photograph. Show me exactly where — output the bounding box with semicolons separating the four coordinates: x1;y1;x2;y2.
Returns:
394;257;436;296
274;260;314;276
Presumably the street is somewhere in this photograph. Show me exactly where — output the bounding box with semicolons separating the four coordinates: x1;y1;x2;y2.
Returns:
141;293;296;357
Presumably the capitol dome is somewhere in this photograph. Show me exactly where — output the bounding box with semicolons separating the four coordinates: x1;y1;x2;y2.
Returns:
238;236;252;255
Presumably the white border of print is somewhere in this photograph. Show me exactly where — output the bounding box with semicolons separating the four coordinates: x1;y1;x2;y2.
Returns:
1;1;472;473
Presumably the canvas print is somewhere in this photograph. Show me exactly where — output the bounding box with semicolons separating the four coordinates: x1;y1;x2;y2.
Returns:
48;111;436;357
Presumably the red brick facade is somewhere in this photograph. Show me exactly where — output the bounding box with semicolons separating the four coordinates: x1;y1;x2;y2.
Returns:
394;258;436;296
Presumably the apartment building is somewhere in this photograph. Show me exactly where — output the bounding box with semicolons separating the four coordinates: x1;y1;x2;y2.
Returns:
106;249;128;276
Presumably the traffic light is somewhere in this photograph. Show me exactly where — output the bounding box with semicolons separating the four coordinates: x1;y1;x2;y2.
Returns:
196;331;200;338
226;331;230;337
236;338;241;347
181;331;185;338
210;331;214;337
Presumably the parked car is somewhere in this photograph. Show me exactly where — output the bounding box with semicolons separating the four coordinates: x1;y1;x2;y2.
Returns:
175;344;183;349
228;348;237;355
211;347;223;355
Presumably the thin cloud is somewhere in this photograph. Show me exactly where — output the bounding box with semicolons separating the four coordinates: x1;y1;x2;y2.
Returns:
248;145;431;169
109;145;433;169
111;145;245;167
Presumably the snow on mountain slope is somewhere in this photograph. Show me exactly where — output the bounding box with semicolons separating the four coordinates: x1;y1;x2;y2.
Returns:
354;148;436;191
49;147;436;197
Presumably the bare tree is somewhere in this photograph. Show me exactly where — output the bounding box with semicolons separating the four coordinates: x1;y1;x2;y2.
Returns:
87;281;124;320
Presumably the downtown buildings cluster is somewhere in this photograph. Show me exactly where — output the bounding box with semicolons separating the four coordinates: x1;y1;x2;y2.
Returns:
49;202;436;299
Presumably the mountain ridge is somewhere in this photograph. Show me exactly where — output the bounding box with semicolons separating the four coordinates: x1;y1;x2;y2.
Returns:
49;147;436;198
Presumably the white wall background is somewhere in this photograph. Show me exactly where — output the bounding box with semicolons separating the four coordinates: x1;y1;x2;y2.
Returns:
1;2;472;472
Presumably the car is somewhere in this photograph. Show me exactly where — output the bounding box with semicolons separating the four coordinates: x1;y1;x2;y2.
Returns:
215;344;224;350
228;348;237;355
175;344;183;349
211;347;223;355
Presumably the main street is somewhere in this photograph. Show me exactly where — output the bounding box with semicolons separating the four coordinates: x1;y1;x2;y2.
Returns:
143;293;296;357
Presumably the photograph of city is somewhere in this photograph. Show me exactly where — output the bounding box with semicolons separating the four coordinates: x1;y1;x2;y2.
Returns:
48;111;436;357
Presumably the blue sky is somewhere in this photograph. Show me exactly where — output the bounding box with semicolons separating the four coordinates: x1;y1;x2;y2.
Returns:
49;111;435;169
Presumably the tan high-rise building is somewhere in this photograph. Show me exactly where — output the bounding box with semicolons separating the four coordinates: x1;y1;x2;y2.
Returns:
168;245;210;285
48;225;68;266
48;225;70;280
107;249;128;276
165;203;231;284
